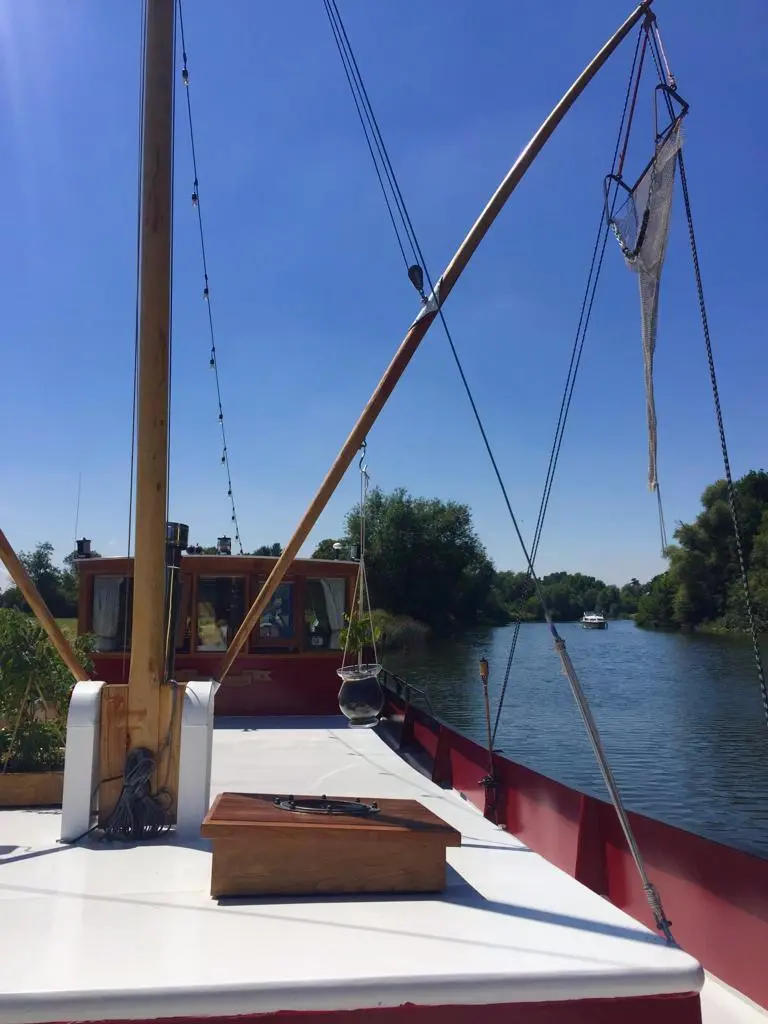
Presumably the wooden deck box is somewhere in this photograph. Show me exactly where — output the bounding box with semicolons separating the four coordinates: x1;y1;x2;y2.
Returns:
201;792;461;899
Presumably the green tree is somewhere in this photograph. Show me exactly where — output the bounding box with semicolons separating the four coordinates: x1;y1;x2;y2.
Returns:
619;577;644;614
341;487;507;632
493;569;639;622
0;609;94;772
635;470;768;631
250;543;283;557
312;538;343;559
635;573;678;629
494;571;537;619
0;542;77;618
596;584;620;616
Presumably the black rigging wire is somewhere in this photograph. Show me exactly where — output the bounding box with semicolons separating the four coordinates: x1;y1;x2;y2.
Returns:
325;2;648;742
323;0;423;278
646;24;768;730
323;2;410;273
323;0;621;640
493;24;647;742
325;7;676;939
177;0;244;553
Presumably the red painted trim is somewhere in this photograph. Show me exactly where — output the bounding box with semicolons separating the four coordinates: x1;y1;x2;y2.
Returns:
383;693;768;1012
43;992;701;1024
432;725;453;787
90;653;345;717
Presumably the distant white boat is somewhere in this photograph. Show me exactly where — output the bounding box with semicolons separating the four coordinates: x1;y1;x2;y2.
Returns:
582;612;607;629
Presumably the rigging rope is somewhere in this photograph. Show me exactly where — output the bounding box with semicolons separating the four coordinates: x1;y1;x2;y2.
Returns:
323;0;426;289
676;159;768;731
645;24;768;731
494;23;647;742
326;8;675;939
177;0;244;553
341;441;379;670
323;2;411;274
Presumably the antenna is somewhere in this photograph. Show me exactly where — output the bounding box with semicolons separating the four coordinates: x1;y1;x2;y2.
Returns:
72;471;82;556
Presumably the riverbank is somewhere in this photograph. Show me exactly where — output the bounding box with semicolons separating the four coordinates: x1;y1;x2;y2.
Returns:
371;610;429;650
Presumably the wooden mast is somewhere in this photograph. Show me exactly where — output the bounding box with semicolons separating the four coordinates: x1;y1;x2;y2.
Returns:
127;0;175;755
0;527;88;682
219;0;653;682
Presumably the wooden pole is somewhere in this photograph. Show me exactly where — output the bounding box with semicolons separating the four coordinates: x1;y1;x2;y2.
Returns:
0;527;88;682
219;0;652;682
128;0;175;754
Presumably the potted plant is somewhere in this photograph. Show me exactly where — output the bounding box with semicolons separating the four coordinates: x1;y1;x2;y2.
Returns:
336;612;385;728
0;609;94;807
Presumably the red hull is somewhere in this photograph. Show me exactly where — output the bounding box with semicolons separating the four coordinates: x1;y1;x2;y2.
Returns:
384;692;768;1013
55;992;701;1023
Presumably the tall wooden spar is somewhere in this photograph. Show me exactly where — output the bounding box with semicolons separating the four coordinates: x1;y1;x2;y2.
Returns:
128;0;175;758
219;0;654;681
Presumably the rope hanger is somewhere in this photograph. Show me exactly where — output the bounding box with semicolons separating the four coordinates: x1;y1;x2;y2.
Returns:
341;439;380;673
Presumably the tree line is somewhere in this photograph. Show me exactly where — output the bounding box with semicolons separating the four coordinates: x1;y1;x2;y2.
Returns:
635;470;768;631
312;487;647;632
0;543;81;618
3;471;762;635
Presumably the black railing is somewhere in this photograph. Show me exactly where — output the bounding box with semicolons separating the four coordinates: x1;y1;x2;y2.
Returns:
379;666;435;716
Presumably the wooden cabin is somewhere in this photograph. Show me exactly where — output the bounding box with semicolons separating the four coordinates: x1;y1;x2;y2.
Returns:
76;553;359;716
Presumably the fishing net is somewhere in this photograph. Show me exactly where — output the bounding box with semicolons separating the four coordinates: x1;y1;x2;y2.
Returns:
608;121;683;492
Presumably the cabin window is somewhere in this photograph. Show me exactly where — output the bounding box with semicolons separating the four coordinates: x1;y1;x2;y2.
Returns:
304;578;346;650
196;576;245;651
92;576;133;652
259;582;294;641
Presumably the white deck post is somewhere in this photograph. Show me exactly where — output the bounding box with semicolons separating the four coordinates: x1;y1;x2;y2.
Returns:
176;679;219;837
60;680;105;843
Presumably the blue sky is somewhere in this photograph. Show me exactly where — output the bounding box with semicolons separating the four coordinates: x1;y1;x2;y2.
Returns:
0;0;765;590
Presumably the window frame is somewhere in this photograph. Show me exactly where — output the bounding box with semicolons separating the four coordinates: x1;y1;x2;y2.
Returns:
90;573;134;653
194;573;247;654
249;574;300;651
304;575;348;652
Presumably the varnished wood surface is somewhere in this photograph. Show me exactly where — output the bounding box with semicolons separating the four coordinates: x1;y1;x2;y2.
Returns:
99;682;184;823
209;831;449;898
99;684;129;823
203;792;461;840
127;0;174;759
203;793;460;897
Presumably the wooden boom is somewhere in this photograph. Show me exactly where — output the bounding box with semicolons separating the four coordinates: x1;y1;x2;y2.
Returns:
219;0;653;681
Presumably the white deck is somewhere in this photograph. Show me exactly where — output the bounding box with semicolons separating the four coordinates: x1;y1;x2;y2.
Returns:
0;715;753;1024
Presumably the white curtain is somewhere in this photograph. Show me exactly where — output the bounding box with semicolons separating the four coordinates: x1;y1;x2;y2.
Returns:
93;576;122;651
320;578;346;649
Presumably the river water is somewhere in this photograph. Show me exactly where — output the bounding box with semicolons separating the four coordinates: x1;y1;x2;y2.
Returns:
387;620;768;859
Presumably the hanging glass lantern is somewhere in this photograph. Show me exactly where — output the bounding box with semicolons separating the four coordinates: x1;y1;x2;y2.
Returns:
337;443;384;727
337;662;384;729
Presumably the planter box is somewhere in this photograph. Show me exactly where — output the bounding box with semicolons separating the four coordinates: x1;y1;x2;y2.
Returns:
0;770;64;808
